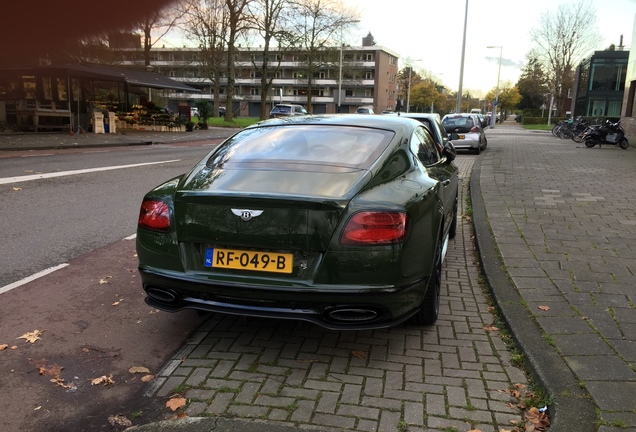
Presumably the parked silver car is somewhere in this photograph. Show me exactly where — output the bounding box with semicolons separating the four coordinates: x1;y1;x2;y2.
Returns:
269;104;308;118
442;113;487;154
355;106;375;114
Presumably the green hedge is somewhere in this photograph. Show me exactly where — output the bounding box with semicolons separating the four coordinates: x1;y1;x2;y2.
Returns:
522;116;566;125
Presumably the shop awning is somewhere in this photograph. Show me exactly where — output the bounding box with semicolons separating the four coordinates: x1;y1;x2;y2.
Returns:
45;63;200;92
6;63;201;93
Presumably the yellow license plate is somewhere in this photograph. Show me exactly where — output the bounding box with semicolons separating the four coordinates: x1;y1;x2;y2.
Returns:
459;134;465;139
205;248;293;274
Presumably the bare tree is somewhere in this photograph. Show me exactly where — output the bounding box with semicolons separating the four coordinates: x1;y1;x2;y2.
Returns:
287;0;360;113
224;0;253;121
530;0;600;115
137;2;189;66
247;0;294;119
181;0;229;118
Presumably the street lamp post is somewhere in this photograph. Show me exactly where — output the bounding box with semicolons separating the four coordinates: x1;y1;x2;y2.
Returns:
487;45;502;128
456;0;469;113
406;59;422;113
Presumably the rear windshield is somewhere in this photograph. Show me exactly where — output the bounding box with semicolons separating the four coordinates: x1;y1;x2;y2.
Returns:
272;106;291;113
443;116;474;131
207;125;394;170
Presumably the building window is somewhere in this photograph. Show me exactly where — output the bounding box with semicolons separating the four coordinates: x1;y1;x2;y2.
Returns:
589;58;627;91
365;71;373;80
251;88;260;95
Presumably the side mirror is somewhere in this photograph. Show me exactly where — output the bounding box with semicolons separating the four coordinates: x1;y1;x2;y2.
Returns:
443;141;457;163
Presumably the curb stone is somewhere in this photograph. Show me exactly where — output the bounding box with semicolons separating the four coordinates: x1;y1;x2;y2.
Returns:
470;154;597;432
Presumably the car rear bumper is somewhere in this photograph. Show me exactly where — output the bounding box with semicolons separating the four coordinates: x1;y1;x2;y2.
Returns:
139;267;427;330
450;138;480;150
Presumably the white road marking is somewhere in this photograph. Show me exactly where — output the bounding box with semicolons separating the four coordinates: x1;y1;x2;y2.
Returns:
0;263;69;295
0;160;181;185
1;235;137;295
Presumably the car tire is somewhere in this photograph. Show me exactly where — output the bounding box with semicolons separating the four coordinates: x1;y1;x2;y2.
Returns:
411;236;442;325
473;145;481;155
448;197;458;240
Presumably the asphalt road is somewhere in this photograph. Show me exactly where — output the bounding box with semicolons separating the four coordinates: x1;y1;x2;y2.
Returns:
0;143;217;288
0;142;221;431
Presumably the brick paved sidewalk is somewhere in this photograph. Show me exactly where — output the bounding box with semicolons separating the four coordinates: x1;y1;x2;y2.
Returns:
474;123;636;432
140;155;531;432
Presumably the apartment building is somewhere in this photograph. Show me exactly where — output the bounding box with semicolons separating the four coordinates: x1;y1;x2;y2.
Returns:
116;41;400;116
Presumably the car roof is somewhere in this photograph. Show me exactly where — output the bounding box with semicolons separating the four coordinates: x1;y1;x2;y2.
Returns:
253;113;421;136
399;113;441;121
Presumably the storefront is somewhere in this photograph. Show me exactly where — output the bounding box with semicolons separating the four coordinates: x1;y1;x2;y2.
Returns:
0;63;198;132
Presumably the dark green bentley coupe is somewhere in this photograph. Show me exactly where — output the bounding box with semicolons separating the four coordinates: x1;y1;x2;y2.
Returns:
137;115;459;330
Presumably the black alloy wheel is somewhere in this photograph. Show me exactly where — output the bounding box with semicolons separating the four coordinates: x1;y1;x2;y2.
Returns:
411;236;443;325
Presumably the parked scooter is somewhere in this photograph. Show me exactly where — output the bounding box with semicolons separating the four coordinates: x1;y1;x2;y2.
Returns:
582;120;629;149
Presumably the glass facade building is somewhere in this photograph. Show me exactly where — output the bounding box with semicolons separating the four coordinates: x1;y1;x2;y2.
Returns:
574;48;629;118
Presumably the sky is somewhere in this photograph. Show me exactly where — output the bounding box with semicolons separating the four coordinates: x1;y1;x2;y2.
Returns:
341;0;636;96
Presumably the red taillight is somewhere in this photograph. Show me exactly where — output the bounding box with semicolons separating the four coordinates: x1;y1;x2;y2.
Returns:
341;211;408;245
138;200;171;232
470;126;479;133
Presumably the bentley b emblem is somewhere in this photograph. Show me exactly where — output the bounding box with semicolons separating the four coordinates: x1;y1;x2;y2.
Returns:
231;209;264;221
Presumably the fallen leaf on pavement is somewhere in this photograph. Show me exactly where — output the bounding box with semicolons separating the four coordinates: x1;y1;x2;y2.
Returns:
108;415;132;427
39;364;63;377
351;350;368;359
483;324;500;332
13;187;22;191
166;397;187;411
129;366;150;374
17;330;43;343
538;305;550;311
91;374;115;386
525;406;551;430
141;374;155;382
0;344;8;351
51;377;75;389
99;276;112;284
